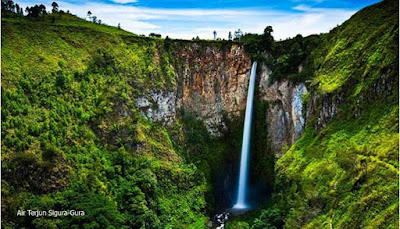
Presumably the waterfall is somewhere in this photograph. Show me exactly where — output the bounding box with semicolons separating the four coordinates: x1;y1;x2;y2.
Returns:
233;61;257;210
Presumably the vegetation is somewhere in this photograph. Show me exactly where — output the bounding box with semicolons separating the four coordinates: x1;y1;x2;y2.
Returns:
2;0;398;228
266;34;321;83
240;26;320;84
1;4;254;228
274;102;398;228
240;26;275;61
1;8;213;229
228;0;399;228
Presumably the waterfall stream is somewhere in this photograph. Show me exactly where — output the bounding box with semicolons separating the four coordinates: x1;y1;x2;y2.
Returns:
233;61;257;210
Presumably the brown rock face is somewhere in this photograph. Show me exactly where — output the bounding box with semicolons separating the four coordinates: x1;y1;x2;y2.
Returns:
175;43;252;135
258;64;308;156
136;42;252;136
135;42;309;155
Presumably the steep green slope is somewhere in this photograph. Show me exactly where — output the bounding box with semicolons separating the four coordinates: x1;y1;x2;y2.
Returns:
310;0;398;96
227;0;398;228
275;103;398;229
250;0;399;228
1;13;176;91
2;0;398;228
1;13;211;228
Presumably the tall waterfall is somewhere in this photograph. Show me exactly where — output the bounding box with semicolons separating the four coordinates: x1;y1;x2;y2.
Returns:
233;61;257;209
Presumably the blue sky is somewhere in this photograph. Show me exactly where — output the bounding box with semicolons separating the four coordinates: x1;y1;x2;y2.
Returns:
18;0;381;39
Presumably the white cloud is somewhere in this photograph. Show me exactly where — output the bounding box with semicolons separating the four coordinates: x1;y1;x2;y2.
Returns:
111;0;138;4
17;0;356;40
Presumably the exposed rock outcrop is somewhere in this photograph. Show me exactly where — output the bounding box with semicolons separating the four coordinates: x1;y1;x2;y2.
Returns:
136;42;252;136
175;43;252;136
258;64;308;156
136;91;177;125
135;43;310;154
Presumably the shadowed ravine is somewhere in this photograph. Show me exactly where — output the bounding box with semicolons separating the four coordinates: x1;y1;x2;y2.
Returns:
211;62;258;228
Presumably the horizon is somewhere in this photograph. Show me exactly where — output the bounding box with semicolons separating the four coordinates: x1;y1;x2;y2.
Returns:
15;0;381;41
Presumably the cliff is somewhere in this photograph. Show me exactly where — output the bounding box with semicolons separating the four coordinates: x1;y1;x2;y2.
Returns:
258;64;308;156
136;42;252;136
1;0;399;227
135;42;310;155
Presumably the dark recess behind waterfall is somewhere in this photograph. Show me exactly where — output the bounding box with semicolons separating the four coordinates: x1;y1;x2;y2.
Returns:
213;69;274;213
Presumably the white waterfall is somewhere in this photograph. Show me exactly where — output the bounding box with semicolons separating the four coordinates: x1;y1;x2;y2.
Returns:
233;61;257;209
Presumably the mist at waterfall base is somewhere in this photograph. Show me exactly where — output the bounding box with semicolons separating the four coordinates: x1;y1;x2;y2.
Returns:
213;164;269;212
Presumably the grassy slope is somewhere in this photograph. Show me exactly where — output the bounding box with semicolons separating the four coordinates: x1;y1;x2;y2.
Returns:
1;13;211;229
228;0;399;228
310;0;398;95
2;0;399;227
279;1;399;227
275;0;398;228
276;103;398;228
1;13;178;91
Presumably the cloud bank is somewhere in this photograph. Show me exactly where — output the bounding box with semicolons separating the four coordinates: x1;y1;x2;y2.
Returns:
18;0;357;40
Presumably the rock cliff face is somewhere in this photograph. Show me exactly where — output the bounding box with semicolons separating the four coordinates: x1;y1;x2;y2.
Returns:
136;42;252;136
258;64;308;156
136;42;310;154
135;91;177;125
175;43;252;136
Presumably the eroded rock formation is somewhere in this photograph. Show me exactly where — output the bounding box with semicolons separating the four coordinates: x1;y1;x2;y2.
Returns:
136;43;311;155
258;64;308;156
136;43;252;136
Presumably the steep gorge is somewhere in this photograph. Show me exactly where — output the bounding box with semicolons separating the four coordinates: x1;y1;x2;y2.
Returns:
1;0;399;228
134;42;308;156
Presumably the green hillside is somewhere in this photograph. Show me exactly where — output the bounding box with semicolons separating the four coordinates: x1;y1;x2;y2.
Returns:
1;0;399;228
275;0;399;227
228;0;399;228
1;12;214;229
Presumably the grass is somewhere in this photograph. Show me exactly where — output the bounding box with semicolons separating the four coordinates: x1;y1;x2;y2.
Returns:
2;0;399;227
228;0;399;228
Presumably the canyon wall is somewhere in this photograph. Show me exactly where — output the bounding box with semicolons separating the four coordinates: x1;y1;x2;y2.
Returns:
136;42;311;154
258;64;308;156
136;42;252;136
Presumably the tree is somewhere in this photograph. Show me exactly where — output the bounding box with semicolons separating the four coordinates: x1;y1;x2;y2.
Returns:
228;31;232;40
294;34;303;44
2;0;15;12
92;15;97;23
25;4;47;17
149;33;161;38
164;36;171;50
253;208;283;229
264;26;273;36
234;29;243;40
87;10;92;18
262;25;274;50
51;2;58;13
